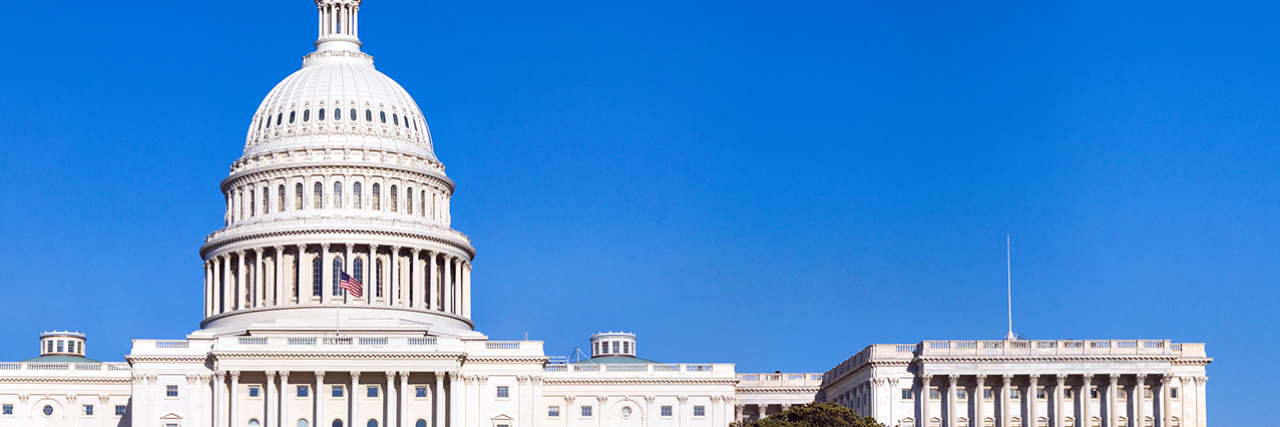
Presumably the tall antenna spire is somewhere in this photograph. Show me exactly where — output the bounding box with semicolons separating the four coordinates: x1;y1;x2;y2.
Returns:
1005;234;1016;340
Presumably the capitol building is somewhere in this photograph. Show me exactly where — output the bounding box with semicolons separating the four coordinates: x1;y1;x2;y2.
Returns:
0;2;1210;427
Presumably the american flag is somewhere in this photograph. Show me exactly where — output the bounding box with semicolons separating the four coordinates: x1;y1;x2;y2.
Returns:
339;271;363;298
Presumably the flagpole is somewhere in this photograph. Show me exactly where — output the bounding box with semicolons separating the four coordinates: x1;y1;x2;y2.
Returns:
1005;234;1015;341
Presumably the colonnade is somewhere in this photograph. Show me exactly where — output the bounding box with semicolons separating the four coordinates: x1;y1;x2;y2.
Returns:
204;244;471;319
906;373;1206;427
318;1;358;39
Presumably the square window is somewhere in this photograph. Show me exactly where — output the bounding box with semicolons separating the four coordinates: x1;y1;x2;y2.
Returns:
297;386;309;397
983;388;993;399
416;387;428;398
661;406;673;417
548;406;560;417
2;404;11;415
83;405;93;416
1090;388;1099;399
497;386;509;398
1037;387;1046;399
1010;389;1020;399
498;425;508;427
1171;388;1178;399
368;387;379;398
166;424;178;427
581;406;593;417
1118;389;1126;400
929;389;940;400
1144;387;1152;399
333;386;344;398
1065;389;1074;399
167;385;179;397
249;386;260;398
901;389;913;400
957;389;967;399
115;406;126;416
694;406;706;417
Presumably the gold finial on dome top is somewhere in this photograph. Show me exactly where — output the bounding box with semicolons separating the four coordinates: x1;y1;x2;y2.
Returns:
314;0;364;53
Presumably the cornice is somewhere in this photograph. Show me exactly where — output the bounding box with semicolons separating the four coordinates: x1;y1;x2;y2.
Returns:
126;356;207;364
200;226;476;260
917;355;1180;364
735;387;820;394
543;378;739;386
0;377;132;384
212;352;466;361
462;357;548;365
222;161;453;194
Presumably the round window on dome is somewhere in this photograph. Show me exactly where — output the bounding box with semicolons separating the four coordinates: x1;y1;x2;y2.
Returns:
43;405;52;416
621;407;632;418
380;111;387;123
318;108;325;121
366;109;373;122
303;109;310;122
289;111;296;123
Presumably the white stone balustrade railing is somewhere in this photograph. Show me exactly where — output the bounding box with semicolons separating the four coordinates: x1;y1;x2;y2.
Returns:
737;373;825;387
917;340;1194;357
209;336;470;352
0;362;130;371
543;364;735;374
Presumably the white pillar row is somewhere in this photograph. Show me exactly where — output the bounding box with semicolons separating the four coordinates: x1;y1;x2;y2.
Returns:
255;248;265;307
214;372;225;427
350;371;361;427
1108;374;1119;427
1135;374;1146;427
297;244;308;304
919;375;931;427
280;371;291;427
411;249;422;308
442;255;453;314
230;371;241;427
427;251;438;311
398;371;410;427
315;371;326;427
434;372;447;427
266;371;277;427
389;246;401;307
274;246;285;306
322;244;332;304
1055;376;1066;427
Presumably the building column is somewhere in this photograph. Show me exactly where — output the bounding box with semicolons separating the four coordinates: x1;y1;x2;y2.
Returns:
517;376;531;427
216;256;226;313
281;371;292;427
531;377;545;427
399;372;410;427
385;372;397;427
230;371;241;427
919;375;931;427
344;244;354;303
236;250;247;310
1159;376;1171;427
947;375;958;427
677;396;688;427
449;372;462;427
322;244;332;304
274;246;286;306
266;371;278;427
297;244;308;304
1081;374;1094;427
1000;375;1012;427
214;372;226;427
316;371;326;427
1108;375;1120;427
452;258;462;314
1134;374;1146;427
1193;377;1206;427
472;377;486;427
442;255;454;314
1027;375;1039;427
1055;376;1066;427
350;372;361;427
974;376;985;427
255;248;265;307
462;262;471;318
427;251;438;311
390;246;401;307
1178;377;1191;427
434;372;447;427
204;261;213;317
411;249;422;308
709;396;721;427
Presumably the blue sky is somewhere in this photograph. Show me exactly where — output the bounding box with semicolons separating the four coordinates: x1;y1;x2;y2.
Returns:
0;1;1273;423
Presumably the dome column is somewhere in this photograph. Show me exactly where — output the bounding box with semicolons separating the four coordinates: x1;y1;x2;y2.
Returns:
463;261;471;318
220;254;229;313
427;251;438;311
236;250;246;310
297;244;308;304
204;260;213;317
254;248;265;307
390;246;401;306
442;254;453;314
369;244;380;303
274;245;286;306
322;243;332;304
344;243;353;303
411;249;422;309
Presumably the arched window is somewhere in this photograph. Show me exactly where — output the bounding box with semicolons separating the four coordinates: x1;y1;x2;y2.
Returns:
333;421;343;427
390;185;398;212
380;111;387;123
372;184;381;210
314;182;323;209
303;109;310;122
318;108;326;121
366;109;373;122
354;258;364;287
237;190;244;221
420;190;426;216
335;108;341;121
249;189;256;216
295;183;304;210
298;420;309;427
354;183;362;208
312;257;322;297
263;187;270;214
292;257;300;300
332;257;344;295
406;188;413;215
368;420;378;427
266;115;272;128
351;109;358;121
250;420;261;427
258;117;263;132
334;182;343;209
289;111;296;123
393;113;399;126
375;259;383;298
276;113;283;126
415;420;426;427
278;185;286;212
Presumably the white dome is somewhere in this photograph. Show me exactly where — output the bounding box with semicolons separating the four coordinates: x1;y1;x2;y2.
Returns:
242;53;436;161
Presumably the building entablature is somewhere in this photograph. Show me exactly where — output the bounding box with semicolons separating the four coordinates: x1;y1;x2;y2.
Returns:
200;218;474;256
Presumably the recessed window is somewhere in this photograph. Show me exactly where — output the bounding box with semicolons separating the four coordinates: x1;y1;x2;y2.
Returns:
390;185;398;212
299;420;309;427
1037;388;1047;399
548;406;560;417
249;386;260;397
334;108;340;120
621;407;632;418
266;115;273;128
354;183;363;208
393;113;399;126
984;388;994;399
372;183;381;210
661;406;672;417
276;113;282;126
332;257;344;295
83;405;95;417
407;189;414;215
930;389;941;400
295;183;304;210
289;111;296;123
333;420;343;427
312;257;322;296
167;385;179;397
303;109;310;122
496;386;509;398
901;389;914;400
623;341;630;354
694;406;705;417
368;420;378;427
367;386;379;398
366;109;373;122
332;386;344;398
115;405;126;416
319;108;326;121
43;406;53;416
415;387;427;398
2;405;10;415
581;406;592;417
380;111;387;123
1090;388;1098;399
1171;388;1178;399
351;109;358;121
957;389;967;399
1010;389;1020;399
415;420;426;427
249;420;260;427
314;182;323;209
297;386;310;397
334;182;343;208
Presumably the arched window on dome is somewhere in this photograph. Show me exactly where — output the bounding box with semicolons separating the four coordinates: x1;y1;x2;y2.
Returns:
351;108;358;122
249;189;256;217
335;108;342;121
303;109;310;122
406;188;413;215
420;190;426;217
414;120;419;132
368;420;378;427
375;259;383;298
372;184;381;211
263;187;270;214
393;113;399;126
298;420;309;427
334;182;343;209
390;185;398;213
293;257;300;301
289;111;296;124
265;115;271;129
333;420;343;427
314;182;323;209
312;257;322;297
354;258;364;289
415;420;426;427
366;109;373;122
237;190;244;221
318;108;325;121
354;183;362;209
258;117;263;132
332;257;343;296
277;113;283;126
380;111;387;124
295;183;304;210
405;116;411;129
278;185;286;212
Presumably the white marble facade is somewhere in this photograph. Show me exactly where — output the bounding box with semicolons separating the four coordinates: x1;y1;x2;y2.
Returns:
0;2;1210;427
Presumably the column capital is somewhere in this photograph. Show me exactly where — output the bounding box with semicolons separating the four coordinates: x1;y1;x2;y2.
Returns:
229;371;241;381
321;243;330;251
531;376;543;385
709;396;722;404
948;375;959;386
254;247;264;255
315;371;326;381
279;371;290;381
1109;374;1121;385
274;245;285;252
386;371;396;382
1002;374;1013;386
974;375;986;385
265;371;277;381
677;396;688;404
214;371;226;382
411;247;421;255
1194;376;1207;385
1160;375;1173;385
645;395;656;404
1056;375;1066;386
565;396;576;404
920;374;932;383
1135;373;1148;383
399;371;410;379
1082;373;1095;382
434;372;446;383
598;396;610;404
723;396;735;404
516;376;529;384
1028;374;1040;382
350;371;361;381
236;249;246;257
888;377;899;387
477;375;488;385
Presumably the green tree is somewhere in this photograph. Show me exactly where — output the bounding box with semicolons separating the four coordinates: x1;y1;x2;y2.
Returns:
730;402;884;427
